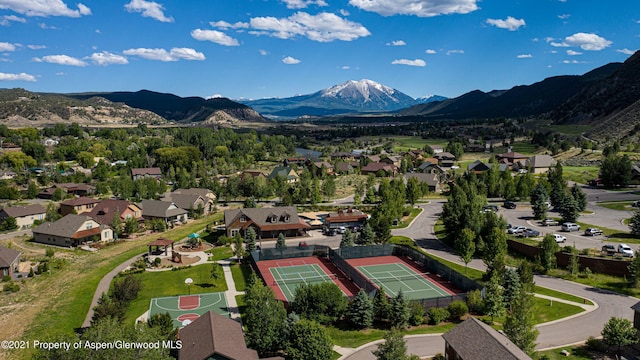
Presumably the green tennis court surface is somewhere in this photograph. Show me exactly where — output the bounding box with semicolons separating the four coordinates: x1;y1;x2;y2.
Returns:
270;263;338;302
357;262;450;300
149;292;228;329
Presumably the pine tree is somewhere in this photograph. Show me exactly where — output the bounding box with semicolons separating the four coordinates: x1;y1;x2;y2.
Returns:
530;183;549;220
502;268;521;308
570;183;588;212
389;290;410;329
629;209;640;236
482;227;507;280
340;229;355;248
483;271;505;323
245;227;257;253
276;233;287;254
504;290;538;355
347;289;374;328
373;288;391;321
628;250;640;287
360;223;375;245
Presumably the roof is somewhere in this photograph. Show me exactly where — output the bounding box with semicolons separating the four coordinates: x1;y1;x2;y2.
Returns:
497;151;529;160
312;161;333;169
88;199;140;225
139;200;188;218
403;173;439;187
224;206;309;230
467;160;490;172
149;238;174;246
335;162;353;173
33;214;104;238
0;204;46;218
131;167;162;176
172;188;214;198
268;166;298;180
324;208;368;223
0;246;20;268
163;193;206;211
528;154;556;169
434;152;455;160
60;197;101;207
442;317;532;360
361;162;396;173
179;311;259;360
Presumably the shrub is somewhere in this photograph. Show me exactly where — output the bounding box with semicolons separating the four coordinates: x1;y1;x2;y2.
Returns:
45;248;55;258
3;281;19;293
431;354;445;360
408;301;425;326
153;257;161;267
585;336;606;351
466;289;484;314
2;275;10;282
28;267;34;278
447;300;468;321
580;267;592;279
427;307;450;325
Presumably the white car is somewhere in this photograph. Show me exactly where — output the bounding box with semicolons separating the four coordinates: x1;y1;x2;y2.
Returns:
618;244;634;257
507;226;526;234
552;234;567;243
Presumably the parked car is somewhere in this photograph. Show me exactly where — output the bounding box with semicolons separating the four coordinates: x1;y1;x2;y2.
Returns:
618;244;634;257
602;244;616;256
584;228;603;236
519;228;540;237
503;201;517;209
482;205;499;213
507;226;526;234
553;234;567;243
632;200;640;208
337;226;347;234
561;222;580;232
542;219;559;226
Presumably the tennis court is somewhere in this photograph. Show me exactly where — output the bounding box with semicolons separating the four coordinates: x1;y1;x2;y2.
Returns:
270;263;339;302
149;292;228;329
357;262;451;300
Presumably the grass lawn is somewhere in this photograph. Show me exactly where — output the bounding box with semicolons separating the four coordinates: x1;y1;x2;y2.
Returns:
547;124;595;136
573;220;639;243
597;201;635;211
392;207;423;229
490;296;584;330
123;264;228;325
386;136;449;152
537;346;595;359
547;268;640;297
534;286;593;306
207;245;234;261
326;322;456;348
562;166;600;185
510;142;539;154
230;263;253;292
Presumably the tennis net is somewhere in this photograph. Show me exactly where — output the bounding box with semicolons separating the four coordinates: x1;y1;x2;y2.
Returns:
273;274;337;286
366;273;432;284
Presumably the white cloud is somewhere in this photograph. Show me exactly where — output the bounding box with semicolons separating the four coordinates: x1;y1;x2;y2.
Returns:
248;12;370;42
486;16;526;31
447;49;464;55
425;49;437;54
341;65;350;70
387;40;406;46
124;0;173;23
617;48;636;55
563;59;586;64
0;14;25;25
88;51;128;66
281;0;328;9
259;49;268;56
391;58;426;67
517;54;532;58
123;47;205;61
33;54;87;66
0;42;16;51
0;72;36;81
339;9;350;16
558;14;570;19
349;0;478;17
38;22;57;30
564;32;611;50
209;21;249;29
282;56;301;64
566;49;582;56
28;44;46;49
191;29;240;46
0;0;91;17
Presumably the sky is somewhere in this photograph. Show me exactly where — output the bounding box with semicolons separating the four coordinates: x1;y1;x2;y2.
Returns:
0;0;638;100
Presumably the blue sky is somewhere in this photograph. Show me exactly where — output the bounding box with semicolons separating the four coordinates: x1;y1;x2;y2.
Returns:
0;0;638;100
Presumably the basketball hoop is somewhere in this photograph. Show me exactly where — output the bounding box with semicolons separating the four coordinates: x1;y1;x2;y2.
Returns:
185;277;193;295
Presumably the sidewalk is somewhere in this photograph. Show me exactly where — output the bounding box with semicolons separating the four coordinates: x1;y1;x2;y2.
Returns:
219;258;244;322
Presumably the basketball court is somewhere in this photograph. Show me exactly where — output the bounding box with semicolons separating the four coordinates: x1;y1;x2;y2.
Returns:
148;292;229;328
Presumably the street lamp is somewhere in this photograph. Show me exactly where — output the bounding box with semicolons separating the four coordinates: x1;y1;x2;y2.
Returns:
185;277;193;295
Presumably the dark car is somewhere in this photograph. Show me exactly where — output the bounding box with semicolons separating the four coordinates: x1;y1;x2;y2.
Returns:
503;201;517;209
520;228;541;237
602;244;616;256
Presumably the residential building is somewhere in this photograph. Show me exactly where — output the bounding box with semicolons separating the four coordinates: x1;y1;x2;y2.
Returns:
59;197;101;216
310;161;334;176
428;144;444;154
224;206;310;239
163;192;213;215
268;166;299;184
335;162;354;174
170;188;216;213
324;208;368;230
434;152;456;167
283;157;307;166
403;173;441;193
240;170;267;181
178;311;259;360
88;199;143;226
37;183;96;199
0;246;20;278
525;154;557;174
139;200;188;225
131;167;163;181
0;171;16;180
496;151;529;165
467;160;491;174
0;204;46;229
442;317;532;360
360;162;397;176
32;214;114;247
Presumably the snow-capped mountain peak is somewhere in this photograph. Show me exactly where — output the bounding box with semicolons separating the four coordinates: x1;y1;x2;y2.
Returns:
321;79;397;102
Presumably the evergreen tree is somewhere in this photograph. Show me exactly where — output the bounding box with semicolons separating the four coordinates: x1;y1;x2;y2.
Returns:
276;233;287;253
147;312;178;340
321;177;336;201
629;209;640;236
628;250;640;288
360;223;375;245
405;177;422;205
373;288;391;321
245;273;287;356
570;183;587;212
547;162;566;207
558;192;580;223
504;290;538;355
347;289;374;328
455;228;476;272
502;268;521;308
568;247;579;277
540;234;559;272
530;183;549;220
482;227;507;280
389;290;410;329
245;227;257;253
517;260;535;293
340;229;355;248
483;271;505;323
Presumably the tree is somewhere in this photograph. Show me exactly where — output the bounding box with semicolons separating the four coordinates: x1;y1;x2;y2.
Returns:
147;312;178;340
285;319;333;360
124;216;138;236
455;228;476;272
504;289;538;355
530;183;549;220
628;250;640;287
360;223;375;245
25;181;39;199
233;233;246;259
321;177;336;201
570;183;587;212
373;287;391;321
601;317;638;354
568;247;579;277
601;155;632;188
0;216;17;231
540;234;559;272
276;233;287;253
482;227;507;280
389;290;410;329
405;177;421;205
629;209;640;236
340;229;355;248
291;282;347;324
110;214;124;239
245;227;257;253
245;273;287;356
44;203;61;223
372;328;416;360
502;268;521;308
483;271;505;323
244;196;257;208
547;162;566;207
557;192;580;223
347;289;374;328
210;262;221;280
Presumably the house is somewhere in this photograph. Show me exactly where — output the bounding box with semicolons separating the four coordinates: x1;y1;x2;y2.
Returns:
467;160;491;174
139;200;188;225
466;143;486;152
525;154;556;174
268;166;299;184
360;162;397;176
380;155;402;168
309;161;334;176
403;173;441;193
171;188;216;210
330;151;359;161
163;192;213;215
59;197;101;216
43;138;59;146
240;170;267;181
428;144;444;154
0;246;20;278
224;206;310;239
88;199;143;226
37;183;96;199
32;214;114;247
131;167;163;181
0;171;16;180
110;160;128;167
434;152;456;167
0;204;46;229
283;157;307;166
442;317;532;360
178;311;260;360
324;208;368;230
335;162;354;175
496;151;529;165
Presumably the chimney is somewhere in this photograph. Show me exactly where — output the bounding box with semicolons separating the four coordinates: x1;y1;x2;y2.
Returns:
338;209;344;215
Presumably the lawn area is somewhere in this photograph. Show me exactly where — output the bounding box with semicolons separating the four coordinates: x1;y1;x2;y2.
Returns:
562;166;600;185
537;346;596;359
230;263;253;292
534;286;593;306
326;322;455;348
573;220;638;243
123;263;228;325
207;245;234;261
510;142;539;154
597;201;635;211
547;267;640;297
387;136;449;152
392;207;423;229
547;124;595;136
490;296;584;330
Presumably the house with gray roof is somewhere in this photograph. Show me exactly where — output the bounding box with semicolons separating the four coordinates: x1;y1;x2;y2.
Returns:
131;167;162;181
139;200;188;226
403;173;441;193
525;154;557;174
0;246;20;278
0;204;46;229
267;166;299;184
163;189;215;215
32;214;114;247
442;317;532;360
224;206;310;239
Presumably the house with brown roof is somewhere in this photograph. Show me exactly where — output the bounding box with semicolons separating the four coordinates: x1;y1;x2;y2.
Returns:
283;157;307;166
324;208;369;230
240;170;267;181
309;161;335;176
0;246;20;278
59;197;101;216
224;206;310;239
37;183;96;199
497;151;529;165
131;167;163;181
139;200;188;225
88;199;143;226
179;311;259;360
360;162;397;176
32;214;114;247
0;204;46;229
442;317;532;360
434;152;456;167
335;162;354;175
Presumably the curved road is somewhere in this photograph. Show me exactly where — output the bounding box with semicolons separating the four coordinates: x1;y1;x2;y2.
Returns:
341;201;638;360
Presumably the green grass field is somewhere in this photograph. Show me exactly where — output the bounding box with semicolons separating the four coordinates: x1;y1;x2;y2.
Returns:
597;201;635;211
230;263;252;292
562;166;600;185
547;124;595;136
